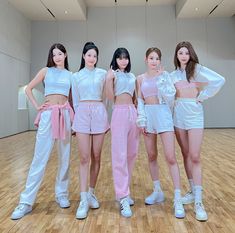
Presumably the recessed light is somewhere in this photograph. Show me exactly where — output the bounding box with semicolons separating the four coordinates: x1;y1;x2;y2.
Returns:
195;7;199;11
64;10;68;14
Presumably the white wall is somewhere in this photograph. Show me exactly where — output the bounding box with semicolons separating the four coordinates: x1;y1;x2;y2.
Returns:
0;0;31;138
29;6;235;128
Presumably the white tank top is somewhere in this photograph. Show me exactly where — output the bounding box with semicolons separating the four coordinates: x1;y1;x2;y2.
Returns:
44;67;71;97
114;71;136;97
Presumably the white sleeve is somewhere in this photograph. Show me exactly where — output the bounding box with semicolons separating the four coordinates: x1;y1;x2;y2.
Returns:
196;64;225;102
157;71;176;111
136;97;147;128
71;73;79;112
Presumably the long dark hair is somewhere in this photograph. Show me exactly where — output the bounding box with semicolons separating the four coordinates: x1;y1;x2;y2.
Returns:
46;43;69;70
174;41;199;82
79;42;99;71
110;48;131;72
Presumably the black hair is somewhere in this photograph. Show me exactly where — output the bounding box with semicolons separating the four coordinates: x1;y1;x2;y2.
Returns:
79;42;99;71
46;43;69;70
110;47;131;72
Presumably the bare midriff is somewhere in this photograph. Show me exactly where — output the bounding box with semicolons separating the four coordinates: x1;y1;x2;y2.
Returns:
175;87;200;99
80;100;102;102
115;93;133;105
45;94;68;105
144;96;160;105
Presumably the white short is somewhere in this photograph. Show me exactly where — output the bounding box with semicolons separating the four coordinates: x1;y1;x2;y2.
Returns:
145;104;174;134
173;98;204;130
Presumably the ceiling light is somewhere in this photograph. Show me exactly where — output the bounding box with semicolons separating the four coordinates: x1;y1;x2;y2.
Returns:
64;10;68;14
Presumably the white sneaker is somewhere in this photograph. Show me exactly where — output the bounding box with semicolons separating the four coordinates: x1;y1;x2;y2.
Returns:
76;200;89;219
194;202;208;221
116;195;134;206
11;203;32;220
120;198;132;218
145;189;165;205
87;192;100;209
182;191;194;204
127;196;134;206
56;196;70;208
174;199;185;218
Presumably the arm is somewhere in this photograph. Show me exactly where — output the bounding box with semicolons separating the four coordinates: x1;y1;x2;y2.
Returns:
105;68;115;101
196;64;225;102
25;67;47;110
136;76;147;129
71;73;79;112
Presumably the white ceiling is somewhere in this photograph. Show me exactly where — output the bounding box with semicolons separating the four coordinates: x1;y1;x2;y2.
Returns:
8;0;235;21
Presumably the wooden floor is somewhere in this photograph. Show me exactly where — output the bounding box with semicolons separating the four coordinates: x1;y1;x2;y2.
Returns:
0;129;235;233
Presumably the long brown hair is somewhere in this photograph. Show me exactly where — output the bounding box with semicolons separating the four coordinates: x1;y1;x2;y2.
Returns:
46;43;69;70
174;41;199;82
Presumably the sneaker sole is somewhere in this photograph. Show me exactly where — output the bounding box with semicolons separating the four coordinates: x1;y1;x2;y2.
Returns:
196;218;208;222
89;205;100;209
175;213;185;219
56;201;71;208
195;215;208;222
59;205;70;208
76;212;88;220
76;215;88;220
121;213;132;218
145;197;165;205
11;209;32;220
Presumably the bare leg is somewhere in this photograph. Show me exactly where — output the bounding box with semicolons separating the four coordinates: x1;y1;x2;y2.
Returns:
188;128;204;186
160;131;180;189
175;127;192;180
76;133;91;192
89;133;106;188
143;133;159;181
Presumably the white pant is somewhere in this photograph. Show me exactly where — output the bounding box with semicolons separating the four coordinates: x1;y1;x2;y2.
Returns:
20;110;71;205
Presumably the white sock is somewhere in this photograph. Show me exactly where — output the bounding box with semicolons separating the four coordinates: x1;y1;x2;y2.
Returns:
189;179;194;194
80;192;87;201
194;185;203;203
153;180;162;191
174;189;181;200
89;187;95;194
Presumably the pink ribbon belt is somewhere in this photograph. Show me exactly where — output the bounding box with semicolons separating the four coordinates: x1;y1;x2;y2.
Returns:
34;102;74;140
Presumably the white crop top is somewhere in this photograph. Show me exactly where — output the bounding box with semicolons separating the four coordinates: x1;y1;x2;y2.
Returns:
114;71;136;97
171;64;225;102
44;67;72;97
72;67;107;110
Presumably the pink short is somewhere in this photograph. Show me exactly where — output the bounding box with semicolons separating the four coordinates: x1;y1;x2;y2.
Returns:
72;102;109;134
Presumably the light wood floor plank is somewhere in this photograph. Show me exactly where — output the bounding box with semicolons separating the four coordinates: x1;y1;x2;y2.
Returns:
0;129;235;232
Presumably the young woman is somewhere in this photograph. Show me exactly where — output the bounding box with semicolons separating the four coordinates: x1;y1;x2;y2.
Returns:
171;41;225;221
72;42;109;219
105;48;139;218
11;43;74;220
136;47;185;218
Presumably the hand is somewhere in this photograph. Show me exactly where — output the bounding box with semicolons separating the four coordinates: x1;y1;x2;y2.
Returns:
141;127;148;136
106;66;115;80
156;64;164;75
37;102;50;111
